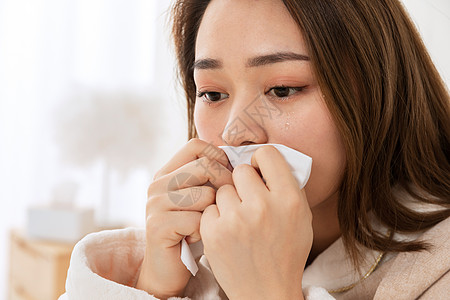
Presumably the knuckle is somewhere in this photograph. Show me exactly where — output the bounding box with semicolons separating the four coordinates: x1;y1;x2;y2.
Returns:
145;212;164;235
147;180;160;198
217;183;232;194
255;144;277;158
145;194;163;215
232;163;252;175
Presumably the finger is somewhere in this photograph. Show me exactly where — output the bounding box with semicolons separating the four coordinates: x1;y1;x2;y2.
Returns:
146;210;203;247
147;185;216;215
232;164;268;203
159;156;233;190
154;138;232;180
200;204;219;231
168;185;216;211
215;184;241;215
250;145;298;193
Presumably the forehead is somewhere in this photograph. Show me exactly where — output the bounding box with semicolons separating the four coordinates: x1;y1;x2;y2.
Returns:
195;0;308;61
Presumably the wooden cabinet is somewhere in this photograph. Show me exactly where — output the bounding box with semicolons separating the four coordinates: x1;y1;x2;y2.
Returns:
8;230;75;300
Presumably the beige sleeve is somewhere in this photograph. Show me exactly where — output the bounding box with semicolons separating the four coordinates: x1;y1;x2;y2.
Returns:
419;269;450;299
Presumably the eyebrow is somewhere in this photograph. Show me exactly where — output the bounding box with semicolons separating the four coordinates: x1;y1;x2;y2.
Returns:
193;51;310;70
193;58;222;70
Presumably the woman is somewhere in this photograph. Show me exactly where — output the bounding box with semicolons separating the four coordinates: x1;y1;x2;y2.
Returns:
60;0;449;299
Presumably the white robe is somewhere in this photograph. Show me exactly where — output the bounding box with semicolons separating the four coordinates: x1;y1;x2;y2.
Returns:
59;216;450;299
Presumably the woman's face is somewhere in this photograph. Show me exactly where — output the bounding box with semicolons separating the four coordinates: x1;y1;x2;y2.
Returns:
193;0;346;209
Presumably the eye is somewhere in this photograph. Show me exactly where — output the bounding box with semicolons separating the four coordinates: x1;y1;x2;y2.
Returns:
267;86;305;99
196;91;229;102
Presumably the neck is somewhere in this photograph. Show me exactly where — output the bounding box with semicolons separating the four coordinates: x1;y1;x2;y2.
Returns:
307;192;341;265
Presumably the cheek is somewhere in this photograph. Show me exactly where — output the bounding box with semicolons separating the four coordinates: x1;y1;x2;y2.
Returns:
194;102;207;138
194;102;222;141
303;113;346;208
277;102;346;208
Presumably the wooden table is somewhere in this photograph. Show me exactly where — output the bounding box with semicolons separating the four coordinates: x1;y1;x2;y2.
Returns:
8;229;75;300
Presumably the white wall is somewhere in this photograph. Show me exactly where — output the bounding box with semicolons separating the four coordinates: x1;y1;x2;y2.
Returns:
0;0;185;298
402;0;450;85
0;0;448;298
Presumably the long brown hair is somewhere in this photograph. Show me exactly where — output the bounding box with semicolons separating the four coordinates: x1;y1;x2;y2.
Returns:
171;0;450;266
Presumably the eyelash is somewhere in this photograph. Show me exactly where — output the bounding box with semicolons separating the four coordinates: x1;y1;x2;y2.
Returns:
266;85;306;100
196;91;229;103
196;85;306;104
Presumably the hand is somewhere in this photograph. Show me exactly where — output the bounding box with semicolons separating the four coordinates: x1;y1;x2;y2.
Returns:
200;145;312;300
136;138;233;299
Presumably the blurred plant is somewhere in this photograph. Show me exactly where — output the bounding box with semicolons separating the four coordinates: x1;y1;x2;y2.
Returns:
53;88;164;224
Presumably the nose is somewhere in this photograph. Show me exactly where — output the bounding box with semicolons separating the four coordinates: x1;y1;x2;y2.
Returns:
221;92;269;146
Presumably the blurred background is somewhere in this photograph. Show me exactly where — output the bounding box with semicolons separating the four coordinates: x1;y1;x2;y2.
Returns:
0;0;448;299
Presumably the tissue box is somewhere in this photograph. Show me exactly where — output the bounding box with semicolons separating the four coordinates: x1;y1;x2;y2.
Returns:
27;206;95;243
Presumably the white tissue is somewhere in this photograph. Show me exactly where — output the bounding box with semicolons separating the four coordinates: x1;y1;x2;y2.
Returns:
180;143;312;276
180;238;196;275
220;143;312;189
